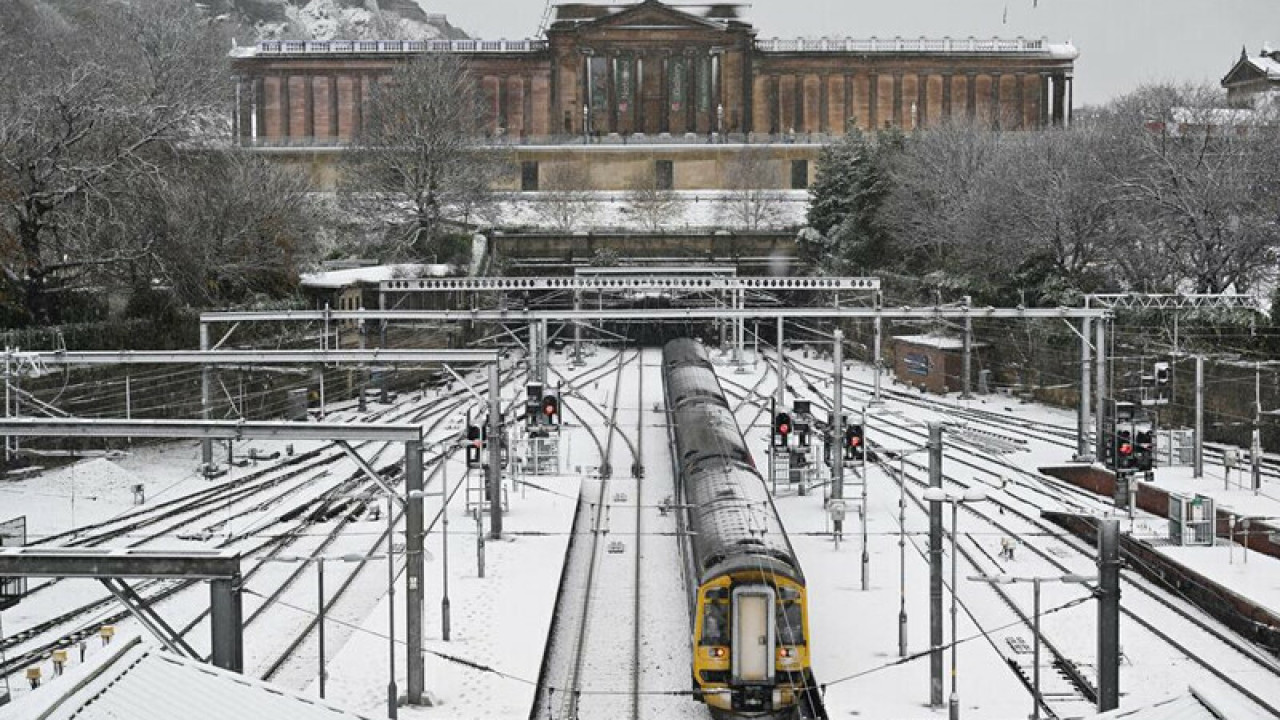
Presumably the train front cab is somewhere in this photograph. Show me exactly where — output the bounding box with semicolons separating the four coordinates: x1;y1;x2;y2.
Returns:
693;574;809;716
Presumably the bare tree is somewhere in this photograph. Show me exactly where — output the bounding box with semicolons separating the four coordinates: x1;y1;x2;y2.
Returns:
532;162;594;232
718;146;784;230
340;53;507;261
1100;84;1280;293
624;170;678;232
137;152;320;306
0;0;230;323
882;118;1004;274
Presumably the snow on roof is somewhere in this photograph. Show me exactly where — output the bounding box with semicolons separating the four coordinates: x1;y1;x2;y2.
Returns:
300;263;453;289
1;638;376;720
893;334;969;350
1246;52;1280;80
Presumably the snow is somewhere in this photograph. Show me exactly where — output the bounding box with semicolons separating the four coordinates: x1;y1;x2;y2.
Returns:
490;190;809;233
5;339;1280;719
893;333;968;351
300;264;455;290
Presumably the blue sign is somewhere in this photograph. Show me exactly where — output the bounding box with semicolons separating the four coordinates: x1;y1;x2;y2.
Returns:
904;352;931;377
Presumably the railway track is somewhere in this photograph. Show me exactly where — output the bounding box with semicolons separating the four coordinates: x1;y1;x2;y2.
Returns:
0;362;510;689
715;339;1280;717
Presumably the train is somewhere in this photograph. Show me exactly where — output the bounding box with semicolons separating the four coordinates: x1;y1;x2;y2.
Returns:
662;338;813;718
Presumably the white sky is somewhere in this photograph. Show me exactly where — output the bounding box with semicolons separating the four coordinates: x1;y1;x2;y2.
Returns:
417;0;1279;106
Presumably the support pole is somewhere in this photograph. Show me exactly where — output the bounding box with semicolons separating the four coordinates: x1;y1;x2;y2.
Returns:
318;557;326;698
1096;517;1120;713
386;493;398;720
1031;578;1041;720
1253;363;1262;494
776;317;786;411
1194;356;1204;478
1094;316;1107;463
732;289;744;367
860;407;869;590
572;291;583;365
1078;317;1093;461
442;456;451;641
209;576;244;673
540;319;550;385
873;315;883;404
488;363;503;539
928;422;944;708
200;324;213;470
961;296;972;399
832;329;844;537
405;440;425;705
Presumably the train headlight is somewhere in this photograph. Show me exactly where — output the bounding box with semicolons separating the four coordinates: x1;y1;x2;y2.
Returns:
777;647;794;660
711;647;727;659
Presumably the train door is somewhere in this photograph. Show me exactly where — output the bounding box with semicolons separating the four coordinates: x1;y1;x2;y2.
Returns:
732;584;776;684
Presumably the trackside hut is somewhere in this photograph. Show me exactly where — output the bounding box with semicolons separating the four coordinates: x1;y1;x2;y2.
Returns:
891;333;987;395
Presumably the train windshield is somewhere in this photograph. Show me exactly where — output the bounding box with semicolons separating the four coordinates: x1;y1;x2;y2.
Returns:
776;601;804;645
700;600;729;645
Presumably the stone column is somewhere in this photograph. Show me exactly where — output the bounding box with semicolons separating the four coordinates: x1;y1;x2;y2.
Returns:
1014;72;1025;129
867;72;879;129
305;75;315;140
524;74;534;138
280;74;291;139
990;72;1001;130
843;73;854;130
606;58;617;133
1039;72;1050;128
687;55;697;132
742;46;754;134
637;57;648;133
659;54;670;134
819;73;830;133
769;73;781;134
353;74;365;139
892;72;903;128
548;58;560;136
941;72;953;119
792;73;804;133
497;75;510;133
1066;74;1074;126
916;73;928;128
1052;72;1066;126
965;72;977;120
329;75;339;138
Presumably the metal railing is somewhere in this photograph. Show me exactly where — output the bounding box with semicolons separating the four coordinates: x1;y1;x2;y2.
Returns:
755;36;1050;53
252;39;548;55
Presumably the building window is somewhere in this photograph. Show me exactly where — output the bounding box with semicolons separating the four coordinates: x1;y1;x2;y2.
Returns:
656;160;674;190
521;161;539;191
790;159;809;190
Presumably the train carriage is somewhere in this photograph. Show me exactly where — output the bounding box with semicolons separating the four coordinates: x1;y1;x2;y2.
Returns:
663;338;813;718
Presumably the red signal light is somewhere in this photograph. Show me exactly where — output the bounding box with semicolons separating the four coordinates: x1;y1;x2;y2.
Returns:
1119;443;1132;455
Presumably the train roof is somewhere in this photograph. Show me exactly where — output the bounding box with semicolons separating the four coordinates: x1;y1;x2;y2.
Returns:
685;461;802;581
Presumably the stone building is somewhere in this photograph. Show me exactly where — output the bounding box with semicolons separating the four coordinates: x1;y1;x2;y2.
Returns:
229;0;1077;190
1222;45;1280;107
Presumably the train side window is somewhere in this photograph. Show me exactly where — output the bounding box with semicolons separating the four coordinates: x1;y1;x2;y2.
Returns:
776;602;804;645
700;602;728;645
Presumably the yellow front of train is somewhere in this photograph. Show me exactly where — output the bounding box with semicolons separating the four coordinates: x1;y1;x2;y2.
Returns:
692;570;810;717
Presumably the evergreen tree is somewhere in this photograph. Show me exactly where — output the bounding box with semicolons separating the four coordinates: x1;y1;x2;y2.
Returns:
804;128;901;273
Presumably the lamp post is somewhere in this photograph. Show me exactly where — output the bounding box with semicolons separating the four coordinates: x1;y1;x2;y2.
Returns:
968;574;1097;720
922;487;987;720
409;444;458;641
386;492;397;720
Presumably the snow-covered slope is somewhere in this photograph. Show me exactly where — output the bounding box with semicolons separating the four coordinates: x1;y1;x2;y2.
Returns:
206;0;470;42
